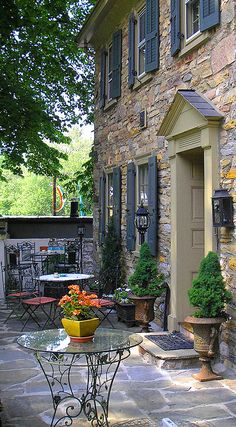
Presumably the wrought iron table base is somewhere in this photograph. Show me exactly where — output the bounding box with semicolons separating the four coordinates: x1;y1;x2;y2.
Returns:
36;349;130;426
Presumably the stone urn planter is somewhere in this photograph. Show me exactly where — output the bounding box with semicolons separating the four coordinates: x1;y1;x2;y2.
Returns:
185;316;224;382
129;295;156;331
115;301;136;327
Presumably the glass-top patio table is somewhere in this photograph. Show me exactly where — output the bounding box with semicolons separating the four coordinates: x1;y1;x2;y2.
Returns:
17;328;143;426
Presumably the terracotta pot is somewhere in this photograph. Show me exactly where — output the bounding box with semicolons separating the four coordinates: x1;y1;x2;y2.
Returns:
129;295;156;331
185;316;224;382
61;317;100;342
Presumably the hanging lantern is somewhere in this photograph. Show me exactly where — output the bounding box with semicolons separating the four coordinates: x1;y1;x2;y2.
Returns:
135;201;150;244
212;189;234;227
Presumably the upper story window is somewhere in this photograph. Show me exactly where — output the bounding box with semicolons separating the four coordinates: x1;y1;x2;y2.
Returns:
128;0;159;89
171;0;220;57
99;30;122;109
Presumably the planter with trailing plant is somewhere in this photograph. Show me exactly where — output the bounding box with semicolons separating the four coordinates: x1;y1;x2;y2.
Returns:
128;242;164;331
113;286;136;327
185;251;232;382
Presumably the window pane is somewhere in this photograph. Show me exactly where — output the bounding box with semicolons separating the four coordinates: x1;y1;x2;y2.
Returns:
186;0;200;39
138;164;148;205
139;45;145;76
139;11;145;43
108;45;112;100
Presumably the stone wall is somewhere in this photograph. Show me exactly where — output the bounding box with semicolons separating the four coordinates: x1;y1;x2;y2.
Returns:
93;0;236;363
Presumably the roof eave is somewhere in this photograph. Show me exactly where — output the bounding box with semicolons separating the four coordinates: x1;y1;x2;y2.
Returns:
77;0;113;47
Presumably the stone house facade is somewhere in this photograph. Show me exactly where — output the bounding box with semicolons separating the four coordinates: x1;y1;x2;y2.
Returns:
78;0;236;366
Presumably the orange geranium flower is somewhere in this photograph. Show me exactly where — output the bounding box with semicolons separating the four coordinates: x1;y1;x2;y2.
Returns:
58;284;101;321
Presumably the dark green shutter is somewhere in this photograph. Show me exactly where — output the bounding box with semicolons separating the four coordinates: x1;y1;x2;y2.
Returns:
128;13;136;88
145;0;159;73
99;173;106;244
147;156;157;256
200;0;220;32
111;30;122;99
171;0;180;56
126;162;136;251
113;167;121;238
99;50;106;109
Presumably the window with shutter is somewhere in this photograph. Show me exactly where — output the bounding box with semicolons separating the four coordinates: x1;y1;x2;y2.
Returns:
111;30;122;99
145;0;159;73
147;156;158;256
128;13;136;88
99;173;106;244
99;30;122;109
127;1;159;89
171;0;220;56
126;163;136;251
113;167;121;238
99;50;106;109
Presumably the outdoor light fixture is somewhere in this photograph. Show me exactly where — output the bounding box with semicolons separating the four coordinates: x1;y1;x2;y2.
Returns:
212;189;234;228
78;225;85;273
135;201;150;245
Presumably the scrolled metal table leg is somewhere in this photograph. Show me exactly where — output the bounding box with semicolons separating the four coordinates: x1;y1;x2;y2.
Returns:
36;348;130;426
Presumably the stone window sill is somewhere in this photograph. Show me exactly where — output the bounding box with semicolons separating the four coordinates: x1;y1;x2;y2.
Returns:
132;73;153;91
178;31;210;57
103;98;118;112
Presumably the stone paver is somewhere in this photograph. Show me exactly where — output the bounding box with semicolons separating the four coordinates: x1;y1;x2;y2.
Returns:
1;304;236;427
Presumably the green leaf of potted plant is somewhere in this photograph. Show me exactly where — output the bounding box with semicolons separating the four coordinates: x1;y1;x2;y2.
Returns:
185;251;232;381
128;242;165;331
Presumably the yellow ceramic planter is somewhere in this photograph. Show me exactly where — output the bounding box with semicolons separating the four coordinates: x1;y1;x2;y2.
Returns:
62;317;100;338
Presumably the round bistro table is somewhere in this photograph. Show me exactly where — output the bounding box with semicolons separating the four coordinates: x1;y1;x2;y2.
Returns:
17;328;143;427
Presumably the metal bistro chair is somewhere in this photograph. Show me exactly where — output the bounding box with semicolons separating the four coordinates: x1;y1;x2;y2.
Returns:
17;241;36;265
20;277;58;331
88;276;116;328
1;261;39;323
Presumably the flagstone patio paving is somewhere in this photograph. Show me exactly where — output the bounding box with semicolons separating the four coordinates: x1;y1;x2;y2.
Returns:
1;302;236;427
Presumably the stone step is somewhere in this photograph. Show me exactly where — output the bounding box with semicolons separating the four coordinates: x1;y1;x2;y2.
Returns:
138;332;200;370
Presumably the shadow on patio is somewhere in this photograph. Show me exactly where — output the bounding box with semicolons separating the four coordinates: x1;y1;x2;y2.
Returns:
1;300;236;427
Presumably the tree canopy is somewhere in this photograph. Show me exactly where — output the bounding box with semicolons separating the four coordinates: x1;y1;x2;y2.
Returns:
0;126;93;216
0;0;95;179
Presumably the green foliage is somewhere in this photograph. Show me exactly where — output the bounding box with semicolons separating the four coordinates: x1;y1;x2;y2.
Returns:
188;251;232;318
128;242;164;297
0;0;95;177
114;286;131;304
99;219;125;294
0;127;93;216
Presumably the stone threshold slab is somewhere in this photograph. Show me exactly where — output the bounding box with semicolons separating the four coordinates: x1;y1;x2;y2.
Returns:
138;332;200;370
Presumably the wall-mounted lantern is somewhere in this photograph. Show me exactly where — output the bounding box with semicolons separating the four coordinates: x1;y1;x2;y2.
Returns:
212;189;234;228
135;201;150;245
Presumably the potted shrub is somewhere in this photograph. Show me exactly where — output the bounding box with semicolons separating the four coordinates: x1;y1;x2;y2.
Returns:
128;242;164;331
114;285;136;327
185;251;232;381
59;285;101;342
